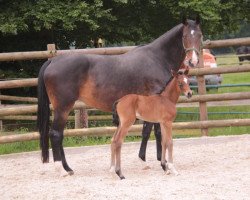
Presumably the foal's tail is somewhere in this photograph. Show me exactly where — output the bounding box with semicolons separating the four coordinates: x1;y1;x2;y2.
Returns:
37;60;51;163
112;101;120;126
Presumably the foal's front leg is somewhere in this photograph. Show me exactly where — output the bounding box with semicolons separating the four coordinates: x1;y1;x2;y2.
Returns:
165;122;179;175
160;122;178;175
159;122;169;172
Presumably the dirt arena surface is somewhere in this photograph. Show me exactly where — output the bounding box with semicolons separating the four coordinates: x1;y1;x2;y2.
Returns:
0;134;249;200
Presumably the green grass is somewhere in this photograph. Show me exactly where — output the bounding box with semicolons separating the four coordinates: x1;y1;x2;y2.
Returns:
0;54;250;155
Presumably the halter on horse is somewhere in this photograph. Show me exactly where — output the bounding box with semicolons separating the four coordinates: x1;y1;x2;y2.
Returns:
37;16;202;176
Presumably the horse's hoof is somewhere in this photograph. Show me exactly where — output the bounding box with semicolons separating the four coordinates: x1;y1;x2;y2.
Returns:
166;169;171;175
139;158;151;170
120;176;125;180
68;170;74;176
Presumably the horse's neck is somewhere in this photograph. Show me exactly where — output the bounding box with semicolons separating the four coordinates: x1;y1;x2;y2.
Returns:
150;24;186;71
161;78;181;103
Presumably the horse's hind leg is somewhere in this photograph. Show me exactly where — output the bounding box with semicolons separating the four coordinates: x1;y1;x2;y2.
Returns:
154;123;162;161
50;106;74;176
138;121;153;161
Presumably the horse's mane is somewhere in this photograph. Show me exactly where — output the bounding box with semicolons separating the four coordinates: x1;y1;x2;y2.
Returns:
156;75;174;95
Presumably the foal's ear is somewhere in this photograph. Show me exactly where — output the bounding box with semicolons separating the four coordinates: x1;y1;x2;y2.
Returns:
195;14;201;24
184;69;189;75
171;69;177;77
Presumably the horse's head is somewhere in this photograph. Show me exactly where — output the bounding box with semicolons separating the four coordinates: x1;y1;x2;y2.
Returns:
182;15;203;68
174;69;192;99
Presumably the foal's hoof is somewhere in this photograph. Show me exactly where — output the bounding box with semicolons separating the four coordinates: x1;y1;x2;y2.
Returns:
167;163;179;176
165;169;171;175
116;170;125;180
109;166;115;173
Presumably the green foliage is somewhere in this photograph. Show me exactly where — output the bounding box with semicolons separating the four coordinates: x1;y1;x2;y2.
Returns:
0;0;114;34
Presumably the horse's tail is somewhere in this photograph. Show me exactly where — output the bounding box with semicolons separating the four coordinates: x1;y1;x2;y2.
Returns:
37;60;51;163
112;101;120;127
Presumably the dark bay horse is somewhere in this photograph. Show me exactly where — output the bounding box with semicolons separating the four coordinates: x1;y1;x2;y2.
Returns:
112;70;192;179
37;17;202;176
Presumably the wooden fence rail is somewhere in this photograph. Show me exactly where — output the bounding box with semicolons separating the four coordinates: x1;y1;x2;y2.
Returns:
1;92;250;116
1;64;250;90
0;37;250;62
1;118;250;144
1;37;250;142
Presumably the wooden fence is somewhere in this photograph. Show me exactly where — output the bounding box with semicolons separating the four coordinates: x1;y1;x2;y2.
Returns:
1;37;250;144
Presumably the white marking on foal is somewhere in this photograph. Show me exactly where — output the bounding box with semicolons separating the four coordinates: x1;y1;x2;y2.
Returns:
54;161;69;177
191;30;195;35
167;163;179;176
184;77;188;84
109;166;115;173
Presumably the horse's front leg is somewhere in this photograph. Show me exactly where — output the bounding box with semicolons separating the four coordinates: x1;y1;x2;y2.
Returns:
50;109;74;176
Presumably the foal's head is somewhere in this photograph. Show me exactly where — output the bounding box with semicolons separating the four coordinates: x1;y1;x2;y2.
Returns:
174;69;192;99
182;16;202;68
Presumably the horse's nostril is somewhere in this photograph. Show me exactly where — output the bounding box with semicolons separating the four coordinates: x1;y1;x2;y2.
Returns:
188;60;195;68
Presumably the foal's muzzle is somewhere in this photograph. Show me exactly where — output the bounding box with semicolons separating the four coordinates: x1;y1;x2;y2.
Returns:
187;91;192;99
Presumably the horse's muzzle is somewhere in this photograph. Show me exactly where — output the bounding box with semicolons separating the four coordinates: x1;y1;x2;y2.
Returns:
188;59;199;68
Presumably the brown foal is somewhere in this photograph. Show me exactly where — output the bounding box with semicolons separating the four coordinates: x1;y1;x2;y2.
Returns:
111;69;192;179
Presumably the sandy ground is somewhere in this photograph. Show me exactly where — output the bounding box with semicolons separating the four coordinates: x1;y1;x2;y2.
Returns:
0;134;249;200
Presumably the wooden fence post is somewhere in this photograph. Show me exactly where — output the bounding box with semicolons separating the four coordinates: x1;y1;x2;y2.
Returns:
197;49;209;136
47;44;56;59
75;109;88;128
0;91;2;132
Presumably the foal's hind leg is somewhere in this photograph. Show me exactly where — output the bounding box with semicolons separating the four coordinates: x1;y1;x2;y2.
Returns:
112;125;131;179
110;128;119;172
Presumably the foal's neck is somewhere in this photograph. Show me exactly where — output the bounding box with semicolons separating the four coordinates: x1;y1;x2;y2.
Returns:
161;77;181;103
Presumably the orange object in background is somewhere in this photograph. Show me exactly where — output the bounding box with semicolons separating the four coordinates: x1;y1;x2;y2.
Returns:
188;49;222;90
203;50;217;68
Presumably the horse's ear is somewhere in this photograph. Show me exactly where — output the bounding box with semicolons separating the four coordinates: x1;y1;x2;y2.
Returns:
182;15;188;25
195;14;201;24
